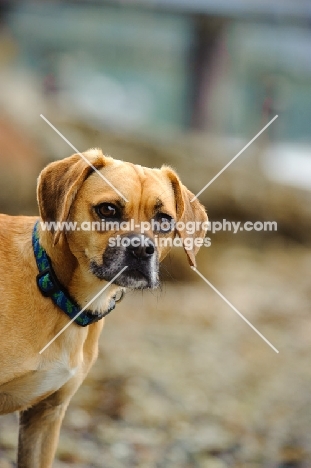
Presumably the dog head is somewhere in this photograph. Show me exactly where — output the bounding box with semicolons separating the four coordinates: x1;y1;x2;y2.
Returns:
37;149;208;291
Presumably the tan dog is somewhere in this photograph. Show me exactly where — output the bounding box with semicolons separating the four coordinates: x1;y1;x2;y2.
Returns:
0;149;207;467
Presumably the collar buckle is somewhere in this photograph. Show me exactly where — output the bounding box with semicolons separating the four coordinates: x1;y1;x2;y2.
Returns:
36;267;61;298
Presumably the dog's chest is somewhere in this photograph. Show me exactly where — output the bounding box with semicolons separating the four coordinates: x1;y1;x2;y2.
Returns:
0;354;79;414
35;358;78;396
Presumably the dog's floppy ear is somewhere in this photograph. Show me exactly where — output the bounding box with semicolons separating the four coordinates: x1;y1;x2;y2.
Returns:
162;166;208;267
37;149;107;245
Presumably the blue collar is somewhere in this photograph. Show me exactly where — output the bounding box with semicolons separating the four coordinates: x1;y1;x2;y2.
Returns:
32;221;116;327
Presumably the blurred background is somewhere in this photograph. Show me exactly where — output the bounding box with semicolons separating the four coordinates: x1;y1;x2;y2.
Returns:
0;1;311;467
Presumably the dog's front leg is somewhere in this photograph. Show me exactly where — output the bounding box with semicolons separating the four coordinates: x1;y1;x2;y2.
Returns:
17;392;70;468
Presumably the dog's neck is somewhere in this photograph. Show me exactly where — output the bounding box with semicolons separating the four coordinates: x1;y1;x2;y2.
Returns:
37;224;118;316
38;228;78;289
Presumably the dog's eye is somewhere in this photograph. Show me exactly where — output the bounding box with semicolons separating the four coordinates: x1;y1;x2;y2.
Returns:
154;213;174;233
96;203;120;219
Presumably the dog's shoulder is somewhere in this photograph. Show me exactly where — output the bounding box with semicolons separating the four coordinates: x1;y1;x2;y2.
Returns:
0;214;38;253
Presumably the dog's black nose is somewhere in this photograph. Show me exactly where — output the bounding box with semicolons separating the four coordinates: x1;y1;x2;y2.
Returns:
126;235;155;259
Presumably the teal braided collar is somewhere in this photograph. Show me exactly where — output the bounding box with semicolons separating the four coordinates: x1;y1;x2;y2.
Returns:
32;221;115;327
